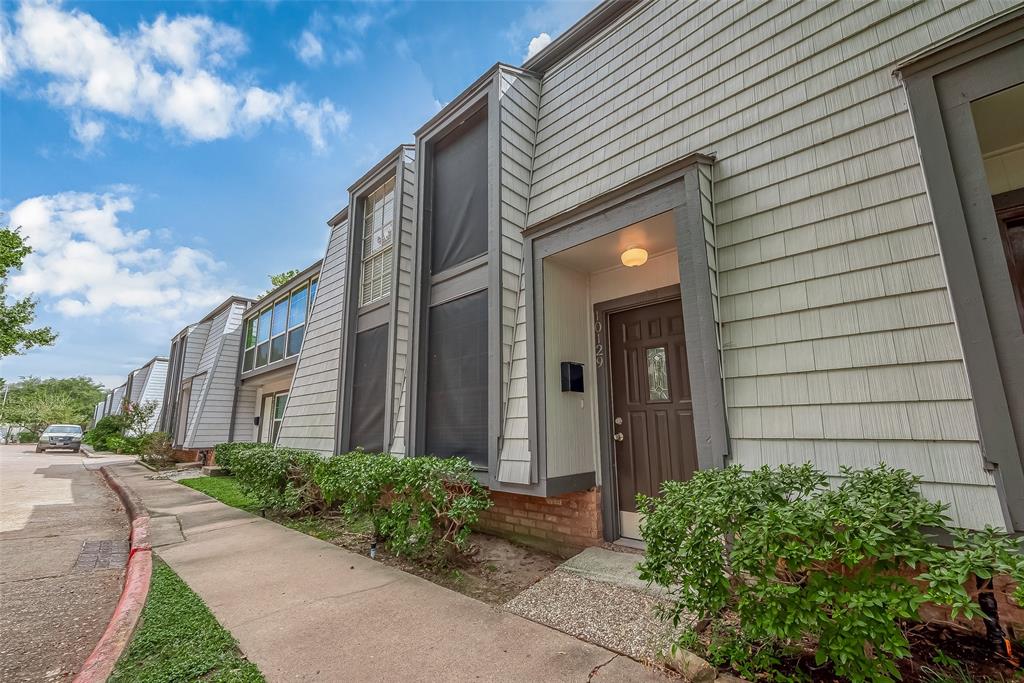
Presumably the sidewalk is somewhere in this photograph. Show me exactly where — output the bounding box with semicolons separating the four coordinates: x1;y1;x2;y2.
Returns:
108;462;669;682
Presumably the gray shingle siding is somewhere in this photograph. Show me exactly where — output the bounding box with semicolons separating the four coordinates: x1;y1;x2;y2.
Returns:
277;218;349;453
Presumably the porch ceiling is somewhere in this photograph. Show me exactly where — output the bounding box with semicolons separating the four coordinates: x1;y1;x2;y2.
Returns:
544;210;676;273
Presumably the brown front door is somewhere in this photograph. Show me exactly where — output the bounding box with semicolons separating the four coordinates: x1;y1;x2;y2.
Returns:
609;298;698;539
996;205;1024;330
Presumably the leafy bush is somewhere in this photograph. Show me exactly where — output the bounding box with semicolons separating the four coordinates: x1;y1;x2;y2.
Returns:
215;443;491;559
84;414;130;451
638;464;1024;682
212;442;270;473
106;434;144;455
17;430;38;443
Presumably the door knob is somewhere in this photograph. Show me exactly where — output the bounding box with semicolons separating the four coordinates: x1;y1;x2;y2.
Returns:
613;432;624;442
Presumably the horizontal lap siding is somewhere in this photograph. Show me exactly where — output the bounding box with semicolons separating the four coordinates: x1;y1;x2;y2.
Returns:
141;360;168;432
233;382;258;443
529;0;1006;528
497;68;541;485
187;303;246;448
277;220;349;454
390;152;416;455
129;367;148;404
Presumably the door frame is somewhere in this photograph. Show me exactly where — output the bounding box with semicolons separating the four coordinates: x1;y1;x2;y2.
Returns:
594;285;687;541
897;13;1024;531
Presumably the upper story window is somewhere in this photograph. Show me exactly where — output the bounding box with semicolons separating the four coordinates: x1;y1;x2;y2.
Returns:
242;275;319;372
360;177;396;306
431;107;488;274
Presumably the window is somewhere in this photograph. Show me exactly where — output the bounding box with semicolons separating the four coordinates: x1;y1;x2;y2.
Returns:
431;108;488;273
270;296;288;362
360;178;395;306
287;286;307;356
273;392;288;442
255;307;272;367
424;291;488;467
242;276;318;372
242;318;257;371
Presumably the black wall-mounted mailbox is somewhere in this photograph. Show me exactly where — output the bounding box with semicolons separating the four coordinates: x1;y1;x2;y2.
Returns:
560;362;584;392
253;416;260;426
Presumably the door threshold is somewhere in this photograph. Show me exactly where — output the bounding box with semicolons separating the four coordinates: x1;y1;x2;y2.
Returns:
613;537;646;551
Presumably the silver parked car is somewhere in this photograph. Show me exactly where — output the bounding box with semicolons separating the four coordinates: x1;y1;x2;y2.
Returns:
36;424;84;453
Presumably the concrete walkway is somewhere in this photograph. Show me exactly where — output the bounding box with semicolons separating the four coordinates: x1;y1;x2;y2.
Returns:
109;462;669;682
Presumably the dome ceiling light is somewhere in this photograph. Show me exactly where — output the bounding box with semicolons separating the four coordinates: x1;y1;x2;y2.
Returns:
620;246;648;267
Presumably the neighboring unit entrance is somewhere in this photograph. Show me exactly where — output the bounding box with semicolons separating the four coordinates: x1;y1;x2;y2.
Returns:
609;299;698;539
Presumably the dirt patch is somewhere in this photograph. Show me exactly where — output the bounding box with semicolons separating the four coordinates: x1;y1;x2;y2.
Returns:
270;513;561;605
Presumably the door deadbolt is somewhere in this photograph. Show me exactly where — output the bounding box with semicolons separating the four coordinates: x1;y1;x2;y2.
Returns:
614;416;623;425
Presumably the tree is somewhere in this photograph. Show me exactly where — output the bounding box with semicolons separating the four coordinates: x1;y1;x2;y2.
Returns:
256;269;300;299
4;391;80;435
0;376;105;433
1;223;57;358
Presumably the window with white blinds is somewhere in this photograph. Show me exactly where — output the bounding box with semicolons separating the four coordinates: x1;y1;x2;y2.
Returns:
360;177;396;306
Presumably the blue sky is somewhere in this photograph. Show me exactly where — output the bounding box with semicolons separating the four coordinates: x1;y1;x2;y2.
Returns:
0;0;595;387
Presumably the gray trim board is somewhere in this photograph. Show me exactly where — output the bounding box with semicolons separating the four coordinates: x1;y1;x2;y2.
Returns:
240;355;298;382
409;76;498;470
337;149;412;452
546;472;597;498
502;158;729;518
899;22;1024;531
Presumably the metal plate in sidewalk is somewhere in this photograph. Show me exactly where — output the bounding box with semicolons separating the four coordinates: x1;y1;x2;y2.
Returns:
73;539;129;572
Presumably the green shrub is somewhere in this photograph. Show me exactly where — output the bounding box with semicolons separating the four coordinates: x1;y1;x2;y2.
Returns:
83;414;130;451
17;430;38;443
315;451;491;557
213;443;492;559
212;441;269;473
106;434;144;455
638;464;1024;682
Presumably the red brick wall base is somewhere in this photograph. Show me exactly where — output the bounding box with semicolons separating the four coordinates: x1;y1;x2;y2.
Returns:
170;448;211;464
478;487;604;558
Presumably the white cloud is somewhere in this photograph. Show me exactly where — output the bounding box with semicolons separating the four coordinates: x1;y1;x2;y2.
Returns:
525;32;552;60
294;10;374;69
2;2;348;151
7;190;229;319
505;1;597;63
70;113;105;150
294;30;324;66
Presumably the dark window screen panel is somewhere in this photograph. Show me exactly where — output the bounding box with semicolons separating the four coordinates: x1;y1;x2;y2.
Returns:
424;291;488;467
431;109;488;274
349;324;389;452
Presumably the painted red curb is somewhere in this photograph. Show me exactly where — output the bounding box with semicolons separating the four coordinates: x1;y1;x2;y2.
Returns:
74;466;152;683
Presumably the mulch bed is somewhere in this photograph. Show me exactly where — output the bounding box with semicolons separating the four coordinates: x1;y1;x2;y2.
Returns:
272;512;561;605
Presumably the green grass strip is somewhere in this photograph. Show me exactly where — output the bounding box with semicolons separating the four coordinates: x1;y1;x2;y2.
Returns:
109;559;264;683
182;476;260;512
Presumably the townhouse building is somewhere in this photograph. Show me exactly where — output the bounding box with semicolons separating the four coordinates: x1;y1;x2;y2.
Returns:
141;0;1022;556
158;296;253;458
91;356;168;431
233;263;321;444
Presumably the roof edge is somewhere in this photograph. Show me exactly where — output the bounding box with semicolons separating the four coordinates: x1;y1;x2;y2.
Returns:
327;205;349;227
247;260;323;311
415;63;501;138
522;0;640;74
347;144;413;194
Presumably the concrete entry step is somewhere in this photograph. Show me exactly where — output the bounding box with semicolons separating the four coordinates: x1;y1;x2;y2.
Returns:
201;465;228;476
505;546;685;668
558;546;666;596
